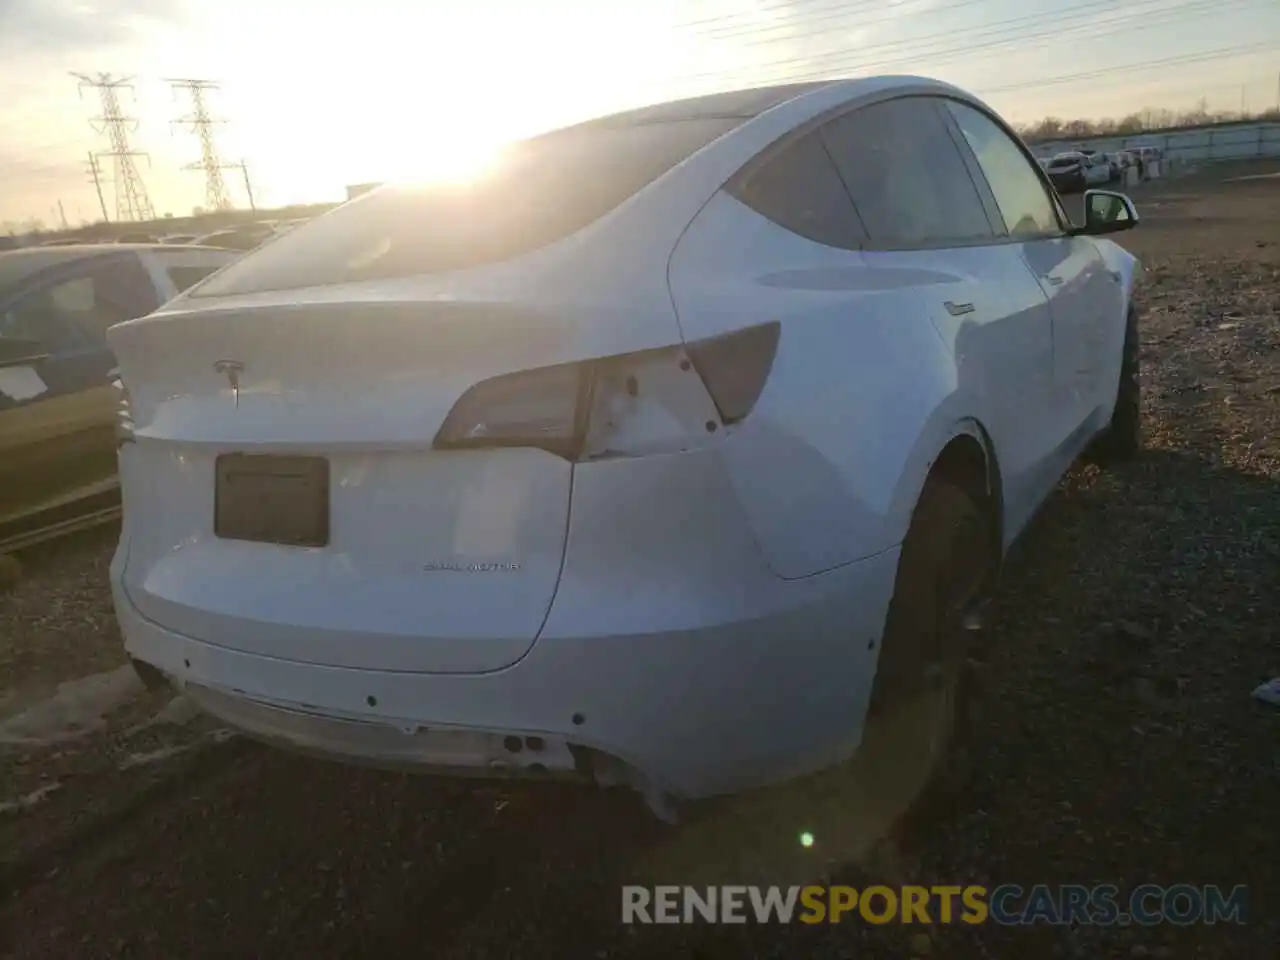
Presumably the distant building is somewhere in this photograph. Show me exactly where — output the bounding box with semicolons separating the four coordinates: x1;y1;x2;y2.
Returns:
346;182;382;201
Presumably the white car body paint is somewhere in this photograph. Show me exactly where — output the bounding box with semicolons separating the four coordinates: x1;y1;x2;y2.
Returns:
107;76;1140;805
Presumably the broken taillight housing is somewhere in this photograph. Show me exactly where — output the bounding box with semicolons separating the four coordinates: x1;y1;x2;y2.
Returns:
112;370;134;447
433;321;780;461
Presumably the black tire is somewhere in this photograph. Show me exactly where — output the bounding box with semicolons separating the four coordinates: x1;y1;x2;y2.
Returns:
862;477;995;800
1087;306;1142;465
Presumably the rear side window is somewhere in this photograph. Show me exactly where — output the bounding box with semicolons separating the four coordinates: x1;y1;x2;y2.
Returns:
193;118;739;296
727;130;865;249
820;97;995;248
168;264;222;292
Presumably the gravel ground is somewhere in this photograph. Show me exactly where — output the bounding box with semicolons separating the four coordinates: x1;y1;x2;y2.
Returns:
2;162;1277;959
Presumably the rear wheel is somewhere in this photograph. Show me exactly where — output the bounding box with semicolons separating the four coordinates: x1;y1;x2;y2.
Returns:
1087;306;1142;465
861;477;995;802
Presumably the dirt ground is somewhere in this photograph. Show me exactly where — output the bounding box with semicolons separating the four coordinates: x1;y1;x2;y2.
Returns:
2;162;1278;959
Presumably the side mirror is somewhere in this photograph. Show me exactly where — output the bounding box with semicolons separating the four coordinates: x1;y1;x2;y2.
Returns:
1079;190;1139;236
0;336;50;370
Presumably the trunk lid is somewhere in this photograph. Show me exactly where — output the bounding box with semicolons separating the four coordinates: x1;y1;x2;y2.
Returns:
109;288;672;674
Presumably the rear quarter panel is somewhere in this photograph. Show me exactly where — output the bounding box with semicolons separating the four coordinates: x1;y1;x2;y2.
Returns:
667;191;986;579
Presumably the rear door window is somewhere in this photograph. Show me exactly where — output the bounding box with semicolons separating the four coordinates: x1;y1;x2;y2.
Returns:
726;130;866;249
193;118;741;296
819;97;995;249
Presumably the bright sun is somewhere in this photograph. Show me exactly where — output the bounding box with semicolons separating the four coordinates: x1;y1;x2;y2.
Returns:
388;135;509;187
198;3;680;206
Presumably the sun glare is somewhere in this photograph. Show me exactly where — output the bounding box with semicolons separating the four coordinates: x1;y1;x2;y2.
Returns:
389;136;509;188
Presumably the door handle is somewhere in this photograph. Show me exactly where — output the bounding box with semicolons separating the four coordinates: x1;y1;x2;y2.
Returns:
1044;275;1065;286
944;301;975;317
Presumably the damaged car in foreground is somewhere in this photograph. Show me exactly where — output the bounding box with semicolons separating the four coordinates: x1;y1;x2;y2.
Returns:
108;76;1141;821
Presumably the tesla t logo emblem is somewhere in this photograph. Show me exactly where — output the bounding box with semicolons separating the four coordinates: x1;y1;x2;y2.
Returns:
214;359;244;407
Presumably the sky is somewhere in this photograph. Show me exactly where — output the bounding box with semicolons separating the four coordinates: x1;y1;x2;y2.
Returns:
1;0;1277;226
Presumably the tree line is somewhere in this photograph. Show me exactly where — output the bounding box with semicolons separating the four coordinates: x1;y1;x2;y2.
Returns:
1015;100;1280;143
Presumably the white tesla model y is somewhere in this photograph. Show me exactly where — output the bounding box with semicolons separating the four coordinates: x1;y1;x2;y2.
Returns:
108;76;1142;819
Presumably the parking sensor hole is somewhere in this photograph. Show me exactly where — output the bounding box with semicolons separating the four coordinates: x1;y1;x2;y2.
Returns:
572;712;585;726
366;695;378;707
526;736;545;752
504;735;523;753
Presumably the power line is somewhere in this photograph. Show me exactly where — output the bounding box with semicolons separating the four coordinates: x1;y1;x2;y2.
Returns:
689;0;978;43
691;0;1189;61
166;78;235;212
70;72;155;222
978;42;1280;96
671;0;1270;88
674;0;870;32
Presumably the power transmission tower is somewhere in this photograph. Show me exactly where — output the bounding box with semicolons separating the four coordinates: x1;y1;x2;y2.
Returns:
166;78;235;212
71;72;155;222
85;152;110;222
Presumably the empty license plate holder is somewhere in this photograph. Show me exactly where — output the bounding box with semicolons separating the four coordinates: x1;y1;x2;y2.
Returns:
214;454;329;547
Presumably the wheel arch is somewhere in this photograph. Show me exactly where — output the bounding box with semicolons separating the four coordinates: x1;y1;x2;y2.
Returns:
897;417;1005;559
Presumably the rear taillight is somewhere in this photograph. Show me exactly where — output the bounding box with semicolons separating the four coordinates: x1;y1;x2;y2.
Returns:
685;321;780;424
112;370;134;447
433;321;779;461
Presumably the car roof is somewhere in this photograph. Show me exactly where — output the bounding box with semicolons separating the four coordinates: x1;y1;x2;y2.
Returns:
560;82;836;133
0;243;232;293
546;77;974;141
201;225;268;237
0;245;124;292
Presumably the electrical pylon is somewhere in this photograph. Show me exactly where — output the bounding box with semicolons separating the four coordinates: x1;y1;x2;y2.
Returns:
166;78;234;212
71;72;155;222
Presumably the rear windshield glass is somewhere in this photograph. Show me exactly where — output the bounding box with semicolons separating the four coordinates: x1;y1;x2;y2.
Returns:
192;118;739;297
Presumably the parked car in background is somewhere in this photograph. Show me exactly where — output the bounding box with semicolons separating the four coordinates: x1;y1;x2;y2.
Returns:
108;76;1142;821
1083;153;1113;186
1132;145;1163;174
271;218;309;236
0;244;237;550
1046;152;1088;193
194;223;278;251
1106;151;1135;181
160;233;199;245
116;232;156;244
